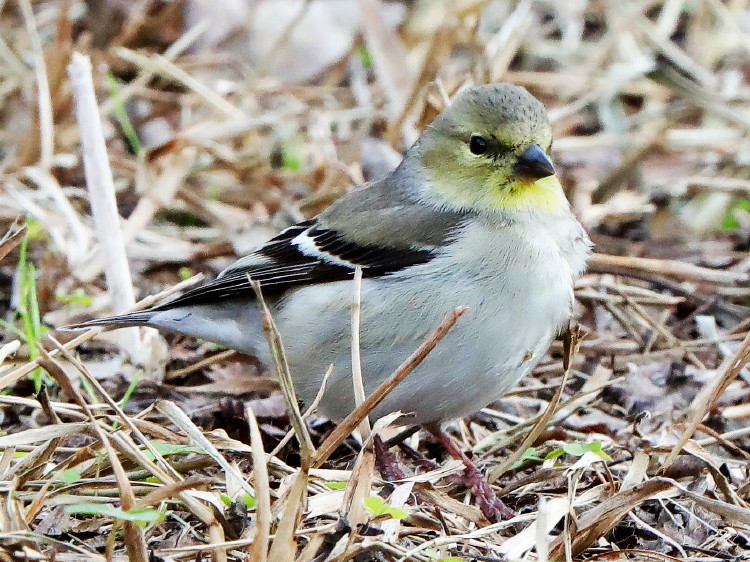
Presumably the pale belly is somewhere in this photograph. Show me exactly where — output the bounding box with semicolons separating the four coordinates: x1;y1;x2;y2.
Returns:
272;219;584;424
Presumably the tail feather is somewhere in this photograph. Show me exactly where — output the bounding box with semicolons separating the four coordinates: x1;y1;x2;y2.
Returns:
60;301;264;357
60;310;157;331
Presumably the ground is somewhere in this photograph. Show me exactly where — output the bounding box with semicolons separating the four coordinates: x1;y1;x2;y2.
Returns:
1;1;750;561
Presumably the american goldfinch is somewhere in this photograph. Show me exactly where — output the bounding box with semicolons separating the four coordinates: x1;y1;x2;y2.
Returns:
68;83;591;520
69;83;591;427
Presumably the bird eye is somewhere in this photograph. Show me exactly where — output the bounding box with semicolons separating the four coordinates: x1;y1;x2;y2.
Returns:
468;135;488;155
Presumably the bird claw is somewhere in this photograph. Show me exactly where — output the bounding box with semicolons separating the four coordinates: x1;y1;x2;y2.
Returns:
459;465;515;522
375;427;515;522
424;425;515;522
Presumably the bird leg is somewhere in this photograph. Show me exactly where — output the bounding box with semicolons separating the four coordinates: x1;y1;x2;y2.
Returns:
424;424;515;522
373;434;407;482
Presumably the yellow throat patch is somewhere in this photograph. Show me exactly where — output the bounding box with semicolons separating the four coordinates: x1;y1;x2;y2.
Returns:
427;171;568;212
484;174;567;211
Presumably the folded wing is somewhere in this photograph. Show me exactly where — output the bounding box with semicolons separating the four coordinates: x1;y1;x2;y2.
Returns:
150;217;440;311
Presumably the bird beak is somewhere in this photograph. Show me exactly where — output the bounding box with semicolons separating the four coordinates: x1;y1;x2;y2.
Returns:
514;144;555;180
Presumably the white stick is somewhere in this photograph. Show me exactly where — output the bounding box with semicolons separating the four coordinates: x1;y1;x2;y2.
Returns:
350;266;371;439
18;0;54;169
67;52;150;368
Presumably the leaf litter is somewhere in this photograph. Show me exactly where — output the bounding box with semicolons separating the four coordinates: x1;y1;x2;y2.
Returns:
1;0;750;560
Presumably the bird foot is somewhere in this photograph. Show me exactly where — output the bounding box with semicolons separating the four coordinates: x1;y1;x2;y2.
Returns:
425;424;515;522
376;426;516;522
459;463;515;522
374;434;407;482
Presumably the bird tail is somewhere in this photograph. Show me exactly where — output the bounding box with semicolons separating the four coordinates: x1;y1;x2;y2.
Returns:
60;310;157;331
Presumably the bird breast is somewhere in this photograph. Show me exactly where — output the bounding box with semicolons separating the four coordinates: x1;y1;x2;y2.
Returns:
274;210;589;423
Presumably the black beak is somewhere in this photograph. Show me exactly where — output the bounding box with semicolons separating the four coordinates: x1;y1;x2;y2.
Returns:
514;144;555;180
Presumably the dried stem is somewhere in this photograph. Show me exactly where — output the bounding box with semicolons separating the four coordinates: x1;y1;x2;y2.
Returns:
67;52;145;365
313;306;467;469
251;278;315;469
488;326;584;483
350;266;370;439
662;329;750;471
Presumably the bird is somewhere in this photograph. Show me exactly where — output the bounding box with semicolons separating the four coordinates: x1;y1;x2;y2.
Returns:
66;83;591;520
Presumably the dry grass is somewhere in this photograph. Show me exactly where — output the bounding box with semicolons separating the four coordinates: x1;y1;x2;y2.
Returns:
2;0;750;560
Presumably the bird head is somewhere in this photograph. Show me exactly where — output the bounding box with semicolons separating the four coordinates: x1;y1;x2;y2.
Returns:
409;83;567;213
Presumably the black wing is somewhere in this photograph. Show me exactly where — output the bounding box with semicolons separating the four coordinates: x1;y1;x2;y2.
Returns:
151;219;439;311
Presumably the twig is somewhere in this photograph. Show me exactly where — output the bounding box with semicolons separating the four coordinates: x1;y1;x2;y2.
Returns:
18;0;53;169
44;335;183;482
592;130;667;204
267;470;309;562
313;306;467;469
358;0;412;121
251;279;315;469
627;511;687;558
114;48;242;118
165;349;238;380
0;220;26;262
396;512;536;562
488;326;584;483
268;365;333;458
588;252;749;285
246;405;270;562
100;21;209;116
485;0;533;81
67;52;146;366
661;329;750;471
37;349;148;561
387;21;455;146
350;267;370;438
0;274;202;391
155;400;256;499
